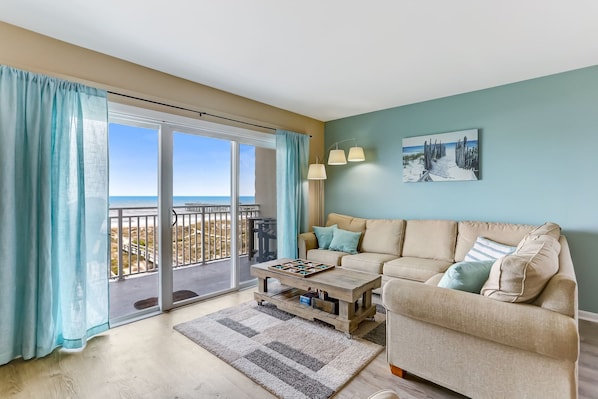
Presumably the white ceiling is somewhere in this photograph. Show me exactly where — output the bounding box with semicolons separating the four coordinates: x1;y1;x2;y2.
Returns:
2;0;598;122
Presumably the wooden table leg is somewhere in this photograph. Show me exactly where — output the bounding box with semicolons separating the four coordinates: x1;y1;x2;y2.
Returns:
338;299;355;321
362;289;372;309
257;277;268;293
256;277;268;305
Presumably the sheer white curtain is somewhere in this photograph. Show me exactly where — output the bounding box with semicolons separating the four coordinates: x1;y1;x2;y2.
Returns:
0;66;109;365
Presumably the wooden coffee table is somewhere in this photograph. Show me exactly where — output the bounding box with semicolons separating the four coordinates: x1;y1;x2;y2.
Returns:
251;258;381;336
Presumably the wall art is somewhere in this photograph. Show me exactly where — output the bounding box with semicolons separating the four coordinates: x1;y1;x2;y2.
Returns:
403;129;479;182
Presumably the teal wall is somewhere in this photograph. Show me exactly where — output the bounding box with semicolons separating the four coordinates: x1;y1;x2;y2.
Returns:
324;66;598;313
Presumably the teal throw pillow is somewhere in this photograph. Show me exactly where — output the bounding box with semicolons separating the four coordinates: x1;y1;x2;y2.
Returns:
312;224;338;249
328;228;361;254
437;260;495;293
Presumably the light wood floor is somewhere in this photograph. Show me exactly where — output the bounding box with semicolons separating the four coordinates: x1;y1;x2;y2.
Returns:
0;289;596;399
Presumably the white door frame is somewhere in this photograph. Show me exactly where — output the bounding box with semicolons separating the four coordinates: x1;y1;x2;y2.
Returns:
109;102;275;312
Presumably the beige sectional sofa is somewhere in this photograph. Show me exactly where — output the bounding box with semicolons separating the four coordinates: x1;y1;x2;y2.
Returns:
298;213;579;399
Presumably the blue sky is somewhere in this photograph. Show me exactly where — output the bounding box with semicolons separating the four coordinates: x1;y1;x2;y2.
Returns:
109;123;255;196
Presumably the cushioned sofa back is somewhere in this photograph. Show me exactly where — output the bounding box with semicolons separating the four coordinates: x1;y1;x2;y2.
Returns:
326;213;366;231
454;221;536;262
326;213;367;250
361;219;405;256
401;219;457;262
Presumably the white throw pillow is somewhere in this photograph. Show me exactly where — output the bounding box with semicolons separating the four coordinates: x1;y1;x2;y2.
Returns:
464;236;516;262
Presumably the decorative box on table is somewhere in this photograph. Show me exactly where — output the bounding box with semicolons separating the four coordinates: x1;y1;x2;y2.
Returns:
299;291;318;306
312;297;339;315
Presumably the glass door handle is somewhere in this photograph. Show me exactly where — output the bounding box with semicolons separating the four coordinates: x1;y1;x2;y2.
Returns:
171;209;178;227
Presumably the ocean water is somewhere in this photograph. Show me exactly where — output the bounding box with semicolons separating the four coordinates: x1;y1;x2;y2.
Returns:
109;196;255;208
403;140;478;154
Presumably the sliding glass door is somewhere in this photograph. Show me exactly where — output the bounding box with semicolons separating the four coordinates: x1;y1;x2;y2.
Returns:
108;103;276;322
108;121;161;322
171;131;234;303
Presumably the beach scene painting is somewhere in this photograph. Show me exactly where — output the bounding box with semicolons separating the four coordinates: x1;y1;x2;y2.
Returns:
403;129;479;183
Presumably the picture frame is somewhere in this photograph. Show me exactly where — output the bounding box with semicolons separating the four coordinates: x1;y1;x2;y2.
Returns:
403;129;479;183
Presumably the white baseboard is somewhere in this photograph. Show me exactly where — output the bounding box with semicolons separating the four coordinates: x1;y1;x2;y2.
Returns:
579;310;598;323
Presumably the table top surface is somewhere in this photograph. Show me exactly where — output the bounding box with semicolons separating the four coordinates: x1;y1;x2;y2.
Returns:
251;258;381;293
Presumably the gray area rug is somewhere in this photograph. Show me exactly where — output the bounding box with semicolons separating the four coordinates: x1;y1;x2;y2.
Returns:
174;301;386;399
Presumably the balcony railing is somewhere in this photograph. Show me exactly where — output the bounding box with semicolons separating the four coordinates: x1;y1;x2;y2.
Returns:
109;204;260;280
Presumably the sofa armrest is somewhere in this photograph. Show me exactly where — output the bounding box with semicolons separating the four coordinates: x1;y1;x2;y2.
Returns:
533;236;578;318
382;279;579;362
298;232;317;259
534;273;577;317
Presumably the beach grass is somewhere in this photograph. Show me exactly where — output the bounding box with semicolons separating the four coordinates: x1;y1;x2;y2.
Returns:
110;219;250;277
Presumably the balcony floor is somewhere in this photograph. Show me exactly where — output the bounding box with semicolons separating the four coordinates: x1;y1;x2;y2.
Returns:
109;256;255;320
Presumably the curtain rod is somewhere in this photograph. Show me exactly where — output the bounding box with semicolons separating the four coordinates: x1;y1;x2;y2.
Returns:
107;91;277;132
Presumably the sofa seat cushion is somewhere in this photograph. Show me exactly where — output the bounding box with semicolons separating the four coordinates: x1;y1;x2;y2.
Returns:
424;273;443;286
383;256;453;282
382;278;579;362
306;249;348;266
360;219;405;256
341;252;399;275
401;219;457;262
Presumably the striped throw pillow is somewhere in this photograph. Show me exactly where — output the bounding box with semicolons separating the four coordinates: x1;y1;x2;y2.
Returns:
464;236;516;262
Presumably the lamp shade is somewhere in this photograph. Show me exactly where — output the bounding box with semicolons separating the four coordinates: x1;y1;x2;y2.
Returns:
347;146;365;162
328;149;347;165
307;163;327;180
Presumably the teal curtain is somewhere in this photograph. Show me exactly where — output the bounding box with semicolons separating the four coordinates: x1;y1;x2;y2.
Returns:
276;130;309;258
0;66;109;365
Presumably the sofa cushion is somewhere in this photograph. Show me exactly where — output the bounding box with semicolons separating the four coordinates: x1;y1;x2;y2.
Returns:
527;221;561;239
326;213;366;232
437;260;495;293
481;222;561;303
306;249;348;266
424;273;443;286
312;224;338;249
383;256;453;282
455;221;536;262
326;213;367;251
360;219;405;256
464;236;516;262
329;228;362;254
401;220;457;262
342;252;399;275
